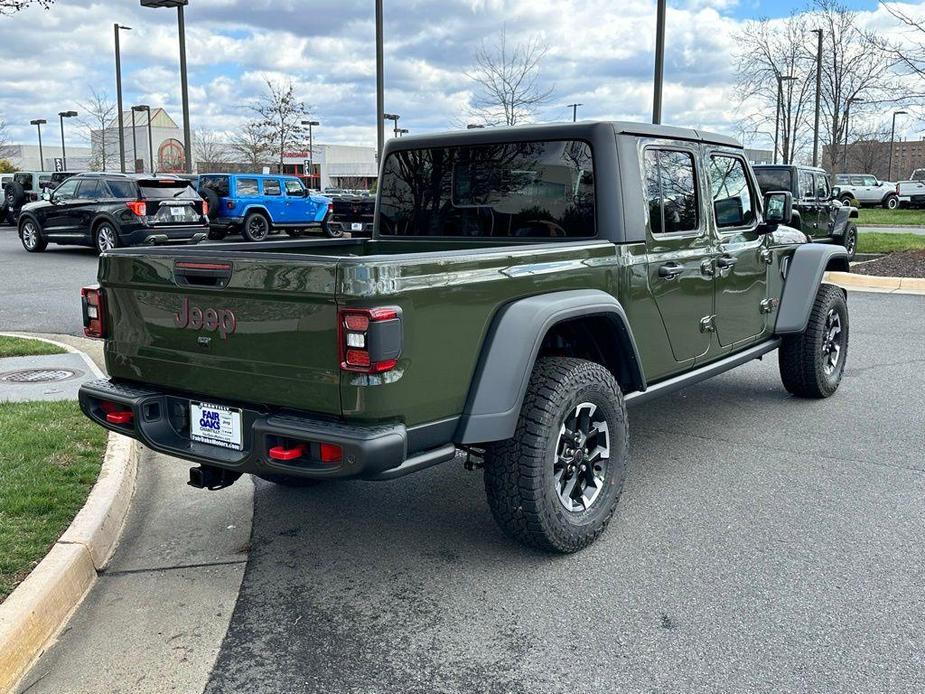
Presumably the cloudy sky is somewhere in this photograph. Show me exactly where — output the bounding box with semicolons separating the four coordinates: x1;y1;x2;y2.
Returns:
0;0;923;152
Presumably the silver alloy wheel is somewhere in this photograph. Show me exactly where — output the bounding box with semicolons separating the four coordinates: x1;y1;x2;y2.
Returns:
247;216;269;240
553;402;610;513
821;308;843;375
21;220;37;249
97;224;116;251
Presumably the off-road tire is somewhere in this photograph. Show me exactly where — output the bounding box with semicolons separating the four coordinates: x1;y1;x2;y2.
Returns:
257;474;321;488
323;219;343;238
19;217;47;252
839;194;855;206
883;194;900;210
242;212;271;242
483;357;628;553
842;223;858;261
778;283;848;399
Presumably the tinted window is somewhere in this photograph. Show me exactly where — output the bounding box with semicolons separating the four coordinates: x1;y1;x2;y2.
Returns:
814;174;830;200
53;179;79;200
754;168;792;195
645;149;699;235
106;179;136;198
14;173;33;189
237;178;259;197
76;179;103;200
201;175;230;196
285;179;304;196
709;155;756;229
263;179;282;196
378;140;595;238
138;180;198;199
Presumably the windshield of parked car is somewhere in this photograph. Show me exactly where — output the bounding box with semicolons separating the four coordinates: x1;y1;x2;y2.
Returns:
754;168;792;195
138;180;199;199
378;140;595;238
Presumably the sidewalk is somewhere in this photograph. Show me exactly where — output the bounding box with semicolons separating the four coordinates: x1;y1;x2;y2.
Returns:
0;352;100;403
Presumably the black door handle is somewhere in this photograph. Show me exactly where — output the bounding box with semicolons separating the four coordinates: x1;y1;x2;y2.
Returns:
658;262;684;279
716;255;738;269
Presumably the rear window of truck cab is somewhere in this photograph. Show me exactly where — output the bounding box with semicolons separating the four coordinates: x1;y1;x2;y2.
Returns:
377;140;595;238
754;168;792;195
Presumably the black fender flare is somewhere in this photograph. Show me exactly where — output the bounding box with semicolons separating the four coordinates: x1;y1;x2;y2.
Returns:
775;244;849;335
456;289;645;444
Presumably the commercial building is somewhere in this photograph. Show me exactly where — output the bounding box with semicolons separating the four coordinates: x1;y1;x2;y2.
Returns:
2;143;92;171
92;107;186;173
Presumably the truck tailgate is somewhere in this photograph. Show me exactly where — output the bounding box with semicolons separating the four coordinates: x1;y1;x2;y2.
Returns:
99;251;342;415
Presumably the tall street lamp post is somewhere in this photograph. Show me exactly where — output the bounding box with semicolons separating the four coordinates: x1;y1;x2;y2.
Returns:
811;28;823;167
376;0;385;160
843;96;863;173
133;105;153;172
140;0;192;173
889;110;908;181
568;103;583;122
652;0;666;124
114;24;132;173
384;113;400;139
58;111;77;170
130;108;139;172
302;119;320;185
397;128;409;137
773;74;796;165
30;119;47;171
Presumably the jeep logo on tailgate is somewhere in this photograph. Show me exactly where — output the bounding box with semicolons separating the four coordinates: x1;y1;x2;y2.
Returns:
175;297;237;340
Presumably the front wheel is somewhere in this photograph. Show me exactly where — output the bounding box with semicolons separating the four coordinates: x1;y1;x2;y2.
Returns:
842;223;858;261
483;357;628;553
778;284;849;399
19;218;47;253
242;213;271;242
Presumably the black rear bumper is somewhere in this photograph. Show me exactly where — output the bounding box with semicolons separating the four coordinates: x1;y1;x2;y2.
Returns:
78;379;455;481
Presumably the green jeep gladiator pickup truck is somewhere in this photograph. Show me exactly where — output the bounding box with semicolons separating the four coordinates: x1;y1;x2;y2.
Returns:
79;122;849;553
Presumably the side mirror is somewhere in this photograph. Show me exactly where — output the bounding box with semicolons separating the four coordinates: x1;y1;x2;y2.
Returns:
41;191;52;202
760;191;792;232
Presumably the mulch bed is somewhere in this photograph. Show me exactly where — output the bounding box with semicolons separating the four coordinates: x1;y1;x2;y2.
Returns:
852;250;925;279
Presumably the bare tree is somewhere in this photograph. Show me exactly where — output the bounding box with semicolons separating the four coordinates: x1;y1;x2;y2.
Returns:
228;121;273;171
78;88;118;171
0;118;12;158
811;0;899;173
0;0;53;15
466;27;555;127
845;124;892;177
876;3;925;98
736;13;817;164
193;128;229;171
250;79;311;172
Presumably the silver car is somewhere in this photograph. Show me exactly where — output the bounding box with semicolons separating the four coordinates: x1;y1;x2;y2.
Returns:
832;173;900;209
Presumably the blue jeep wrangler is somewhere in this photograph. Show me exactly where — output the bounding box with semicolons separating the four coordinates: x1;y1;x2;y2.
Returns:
199;174;334;241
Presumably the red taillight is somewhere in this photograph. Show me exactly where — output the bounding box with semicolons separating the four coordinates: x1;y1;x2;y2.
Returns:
81;285;105;338
319;444;343;463
338;307;402;374
126;200;146;216
202;200;209;217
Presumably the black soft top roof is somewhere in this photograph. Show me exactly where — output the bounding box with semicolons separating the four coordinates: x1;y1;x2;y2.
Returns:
390;121;742;150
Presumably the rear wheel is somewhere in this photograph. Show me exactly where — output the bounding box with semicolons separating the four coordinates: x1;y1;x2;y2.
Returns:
19;218;47;253
840;194;855;206
483;357;628;553
94;222;119;254
884;194;900;210
779;284;848;399
242;212;271;242
323;219;343;238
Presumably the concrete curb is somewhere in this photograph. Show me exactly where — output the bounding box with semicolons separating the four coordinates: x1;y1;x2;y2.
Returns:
0;336;139;694
825;271;925;295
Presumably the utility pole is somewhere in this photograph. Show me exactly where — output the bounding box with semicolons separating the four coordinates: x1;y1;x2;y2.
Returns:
567;103;583;122
652;0;666;124
58;111;77;170
811;29;823;168
375;0;385;160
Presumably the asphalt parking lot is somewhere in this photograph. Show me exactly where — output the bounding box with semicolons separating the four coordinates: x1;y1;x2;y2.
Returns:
4;223;925;692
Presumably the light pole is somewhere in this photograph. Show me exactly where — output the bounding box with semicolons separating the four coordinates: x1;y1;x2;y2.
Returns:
114;24;132;173
130;108;139;172
843;96;863;173
30;119;47;171
384;113;400;139
397;128;409;137
811;28;823;167
889;110;908;181
773;74;796;165
376;0;385;159
652;0;666;124
133;105;153;172
302;119;319;185
58;111;77;170
567;103;583;123
140;0;192;173
467;124;485;130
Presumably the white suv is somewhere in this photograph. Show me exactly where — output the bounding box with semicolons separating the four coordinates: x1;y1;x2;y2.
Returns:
832;173;900;209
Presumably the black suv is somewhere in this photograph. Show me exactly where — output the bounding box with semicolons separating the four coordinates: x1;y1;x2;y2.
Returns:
18;173;209;254
753;164;859;260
